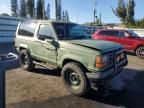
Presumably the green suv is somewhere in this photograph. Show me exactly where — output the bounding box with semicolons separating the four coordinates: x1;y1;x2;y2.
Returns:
15;20;128;96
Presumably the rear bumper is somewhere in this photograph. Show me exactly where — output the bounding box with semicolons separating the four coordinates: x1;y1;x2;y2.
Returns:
86;58;128;87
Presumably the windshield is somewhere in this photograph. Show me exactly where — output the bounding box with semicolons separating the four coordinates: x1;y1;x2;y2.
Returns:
53;23;90;40
128;30;139;37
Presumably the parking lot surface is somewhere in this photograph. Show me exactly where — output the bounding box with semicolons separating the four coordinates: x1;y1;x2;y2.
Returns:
2;43;144;108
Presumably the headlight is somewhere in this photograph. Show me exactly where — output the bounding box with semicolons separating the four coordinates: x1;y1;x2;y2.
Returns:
120;52;125;59
95;55;109;68
116;52;125;63
116;55;121;62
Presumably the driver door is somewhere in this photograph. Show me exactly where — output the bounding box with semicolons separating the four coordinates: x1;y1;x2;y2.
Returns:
118;31;133;51
34;24;58;66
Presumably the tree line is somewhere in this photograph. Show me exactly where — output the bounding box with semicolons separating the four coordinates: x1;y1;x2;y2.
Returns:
113;0;144;28
55;0;70;21
10;0;70;22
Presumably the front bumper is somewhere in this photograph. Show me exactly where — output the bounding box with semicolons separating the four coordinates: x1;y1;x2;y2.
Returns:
86;58;128;87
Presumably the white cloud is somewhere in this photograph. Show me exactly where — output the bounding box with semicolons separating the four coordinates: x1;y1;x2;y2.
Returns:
2;5;7;9
0;4;10;15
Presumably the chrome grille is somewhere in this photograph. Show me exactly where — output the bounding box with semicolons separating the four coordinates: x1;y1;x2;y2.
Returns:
108;52;114;64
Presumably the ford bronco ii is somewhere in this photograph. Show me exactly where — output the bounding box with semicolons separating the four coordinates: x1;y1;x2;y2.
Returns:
15;20;128;96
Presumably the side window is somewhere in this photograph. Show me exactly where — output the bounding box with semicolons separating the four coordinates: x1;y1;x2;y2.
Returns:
119;31;129;37
119;31;125;37
99;30;118;37
124;32;130;37
99;31;108;36
18;21;36;37
109;31;119;37
38;24;54;40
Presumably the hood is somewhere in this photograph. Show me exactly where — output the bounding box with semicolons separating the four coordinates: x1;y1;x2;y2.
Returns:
67;39;122;53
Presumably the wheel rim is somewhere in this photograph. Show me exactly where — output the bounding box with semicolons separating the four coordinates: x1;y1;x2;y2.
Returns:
21;54;28;66
65;70;81;89
136;47;144;58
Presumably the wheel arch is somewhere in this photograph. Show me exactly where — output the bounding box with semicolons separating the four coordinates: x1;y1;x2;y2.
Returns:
19;44;31;54
135;45;144;52
62;59;88;72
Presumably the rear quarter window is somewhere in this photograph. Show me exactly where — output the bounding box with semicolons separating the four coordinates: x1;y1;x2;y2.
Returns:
18;21;36;37
109;31;119;36
99;31;108;35
99;30;119;37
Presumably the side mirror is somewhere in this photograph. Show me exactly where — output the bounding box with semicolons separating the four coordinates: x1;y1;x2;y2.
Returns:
46;38;59;48
127;35;132;38
46;36;55;43
125;34;131;38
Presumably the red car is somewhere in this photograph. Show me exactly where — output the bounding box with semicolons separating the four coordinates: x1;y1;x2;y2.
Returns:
92;29;144;58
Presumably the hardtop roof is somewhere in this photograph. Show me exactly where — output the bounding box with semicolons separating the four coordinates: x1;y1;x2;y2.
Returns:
22;19;74;24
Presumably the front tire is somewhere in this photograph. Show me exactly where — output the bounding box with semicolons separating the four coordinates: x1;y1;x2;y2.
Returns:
61;62;89;96
19;50;35;71
136;46;144;59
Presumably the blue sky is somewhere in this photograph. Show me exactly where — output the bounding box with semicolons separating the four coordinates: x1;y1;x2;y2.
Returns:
0;0;144;24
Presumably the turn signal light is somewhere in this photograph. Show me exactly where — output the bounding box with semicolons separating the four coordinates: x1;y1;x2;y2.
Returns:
96;56;106;68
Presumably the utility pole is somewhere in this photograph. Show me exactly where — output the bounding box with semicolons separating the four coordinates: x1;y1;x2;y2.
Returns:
33;7;35;18
94;9;96;23
94;1;97;24
99;12;102;26
42;0;45;20
55;0;58;20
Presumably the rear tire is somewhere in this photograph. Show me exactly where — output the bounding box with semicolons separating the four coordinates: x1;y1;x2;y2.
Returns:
19;50;35;71
136;46;144;59
61;62;89;96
